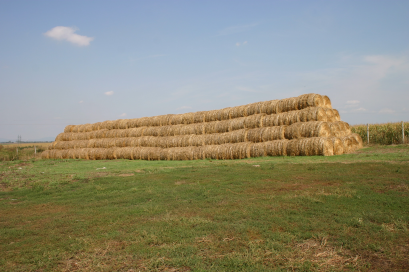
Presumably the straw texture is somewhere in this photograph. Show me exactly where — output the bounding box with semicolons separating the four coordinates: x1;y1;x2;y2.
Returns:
43;93;358;160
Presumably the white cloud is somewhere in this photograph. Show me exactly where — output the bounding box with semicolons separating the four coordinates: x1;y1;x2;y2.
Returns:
105;91;114;96
176;106;192;110
236;41;248;47
347;100;360;104
44;26;94;46
379;108;396;114
119;113;127;117
79;100;83;103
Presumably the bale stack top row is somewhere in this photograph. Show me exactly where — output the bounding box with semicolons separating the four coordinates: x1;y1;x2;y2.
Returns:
42;93;363;160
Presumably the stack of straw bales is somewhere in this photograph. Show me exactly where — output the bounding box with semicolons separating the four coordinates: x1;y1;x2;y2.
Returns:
42;93;362;160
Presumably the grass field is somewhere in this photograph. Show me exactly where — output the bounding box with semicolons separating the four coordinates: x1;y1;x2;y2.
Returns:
1;145;409;271
0;143;51;161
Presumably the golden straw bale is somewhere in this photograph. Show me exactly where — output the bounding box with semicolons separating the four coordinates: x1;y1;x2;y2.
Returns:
264;140;288;156
325;108;335;122
160;149;169;160
345;134;360;152
332;109;340;121
41;150;50;159
277;97;299;113
329;137;344;155
217;108;231;121
297;93;325;110
204;110;219;122
79;148;89;160
285;121;331;139
328;121;351;137
225;129;247;143
287;137;333;156
250;143;266;158
67;149;76;159
87;139;97;148
142;126;160;137
182;112;195;125
265;126;286;141
95;129;108;139
118;119;129;129
64;125;75;133
128;127;145;137
55;133;64;141
262;100;279;115
229;105;247;119
322;95;332;108
193;112;205;123
350;133;363;148
92;122;102;131
215;121;229;133
341;136;353;154
170;114;184;126
246;102;263;116
244;114;265;129
87;149;98;160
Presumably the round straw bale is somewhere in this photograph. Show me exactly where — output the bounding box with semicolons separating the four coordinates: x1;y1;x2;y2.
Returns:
118;119;129;129
264;140;288;156
105;121;115;130
128;127;145;138
262;114;279;127
55;133;64;141
67;149;76;159
92;122;102;131
170;114;184;126
160;149;169;160
229;117;246;131
87;149;98;160
285;121;331;139
325;108;335;122
182;112;195;124
149;148;162;161
313;137;334;156
41;150;50;159
142;126;160;137
86;139;97;148
64;125;75;133
350;133;363;148
341;136;353;154
332;109;340;121
244;114;265;129
322;95;332;108
229;105;247;119
249;143;266;158
79;148;89;160
217;108;231;121
329;137;343;155
193;112;205;123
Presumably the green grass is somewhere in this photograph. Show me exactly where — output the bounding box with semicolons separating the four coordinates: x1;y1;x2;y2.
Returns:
1;145;409;271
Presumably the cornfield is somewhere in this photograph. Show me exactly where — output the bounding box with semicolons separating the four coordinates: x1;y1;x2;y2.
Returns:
351;122;409;145
42;93;363;160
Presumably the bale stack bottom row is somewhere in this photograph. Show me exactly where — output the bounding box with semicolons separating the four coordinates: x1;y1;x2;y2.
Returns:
41;134;362;160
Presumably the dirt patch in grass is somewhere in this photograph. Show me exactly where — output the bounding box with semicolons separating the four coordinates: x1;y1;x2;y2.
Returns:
118;173;134;177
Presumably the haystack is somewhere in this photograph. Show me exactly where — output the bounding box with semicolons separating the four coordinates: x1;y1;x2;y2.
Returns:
43;93;362;160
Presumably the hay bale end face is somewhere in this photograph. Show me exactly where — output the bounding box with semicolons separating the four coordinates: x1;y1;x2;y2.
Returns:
43;93;360;160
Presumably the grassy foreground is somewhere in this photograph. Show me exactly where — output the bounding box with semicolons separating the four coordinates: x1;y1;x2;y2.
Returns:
1;145;409;271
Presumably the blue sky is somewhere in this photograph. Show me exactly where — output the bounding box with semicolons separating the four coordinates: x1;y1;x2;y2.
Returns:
1;0;408;141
